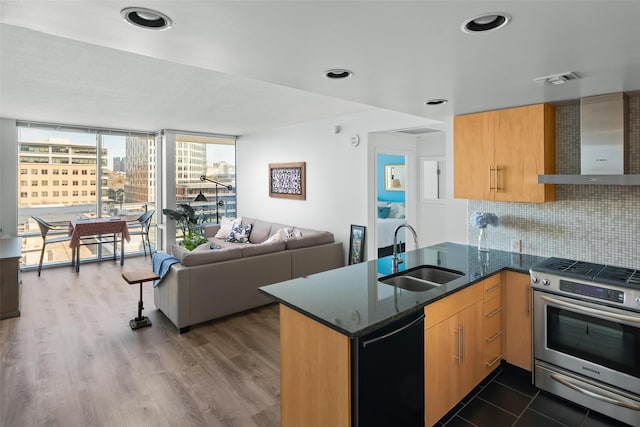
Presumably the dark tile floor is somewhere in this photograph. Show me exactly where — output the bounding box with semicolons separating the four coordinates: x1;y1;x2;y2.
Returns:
435;363;633;427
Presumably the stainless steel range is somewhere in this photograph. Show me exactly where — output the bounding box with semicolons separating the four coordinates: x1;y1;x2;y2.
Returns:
530;257;640;426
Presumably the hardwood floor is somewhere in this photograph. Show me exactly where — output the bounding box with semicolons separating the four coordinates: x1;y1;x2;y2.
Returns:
0;256;281;427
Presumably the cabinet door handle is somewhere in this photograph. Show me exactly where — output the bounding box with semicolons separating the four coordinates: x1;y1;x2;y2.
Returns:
485;283;501;294
454;326;462;363
486;330;503;343
525;286;530;316
485;355;502;368
488;165;495;191
486;307;502;318
460;325;465;362
495;166;503;192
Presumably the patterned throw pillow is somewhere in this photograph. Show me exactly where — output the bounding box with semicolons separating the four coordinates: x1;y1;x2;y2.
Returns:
226;224;252;243
215;216;242;239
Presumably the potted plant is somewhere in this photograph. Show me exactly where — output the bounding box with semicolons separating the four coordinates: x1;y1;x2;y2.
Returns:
163;204;208;250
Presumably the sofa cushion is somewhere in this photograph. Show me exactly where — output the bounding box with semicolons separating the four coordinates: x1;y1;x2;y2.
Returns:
285;229;334;250
215;216;242;239
242;241;286;257
226;224;252;243
176;245;243;267
249;219;273;244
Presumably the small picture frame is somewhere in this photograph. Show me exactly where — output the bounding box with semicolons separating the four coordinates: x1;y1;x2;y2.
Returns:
348;224;366;265
269;162;306;200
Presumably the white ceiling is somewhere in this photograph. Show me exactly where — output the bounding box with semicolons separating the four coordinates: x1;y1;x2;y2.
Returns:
1;1;639;136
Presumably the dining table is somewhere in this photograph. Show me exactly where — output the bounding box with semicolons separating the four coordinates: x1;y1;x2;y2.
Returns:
68;217;130;272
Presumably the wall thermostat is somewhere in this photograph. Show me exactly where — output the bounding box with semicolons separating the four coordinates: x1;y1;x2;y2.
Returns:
350;134;360;147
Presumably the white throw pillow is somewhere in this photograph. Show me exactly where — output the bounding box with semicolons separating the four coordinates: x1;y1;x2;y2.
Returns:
262;227;293;244
214;216;242;239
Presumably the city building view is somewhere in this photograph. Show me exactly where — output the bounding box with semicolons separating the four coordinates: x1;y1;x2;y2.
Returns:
17;126;236;271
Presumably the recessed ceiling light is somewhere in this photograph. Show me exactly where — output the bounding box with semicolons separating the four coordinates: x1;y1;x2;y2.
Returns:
121;7;173;30
462;13;511;33
324;69;354;79
425;99;448;106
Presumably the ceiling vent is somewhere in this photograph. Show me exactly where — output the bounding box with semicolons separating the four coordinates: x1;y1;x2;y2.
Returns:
533;72;581;86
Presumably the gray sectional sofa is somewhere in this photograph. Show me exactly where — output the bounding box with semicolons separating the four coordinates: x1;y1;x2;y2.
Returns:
153;217;344;332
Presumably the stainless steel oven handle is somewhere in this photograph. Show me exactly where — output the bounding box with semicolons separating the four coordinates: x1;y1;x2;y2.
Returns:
550;373;640;411
540;294;640;324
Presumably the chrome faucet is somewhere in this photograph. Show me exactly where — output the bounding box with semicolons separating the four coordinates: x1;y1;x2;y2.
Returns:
392;224;418;273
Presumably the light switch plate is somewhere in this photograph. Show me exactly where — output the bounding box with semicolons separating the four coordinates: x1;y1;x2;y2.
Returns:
510;239;521;253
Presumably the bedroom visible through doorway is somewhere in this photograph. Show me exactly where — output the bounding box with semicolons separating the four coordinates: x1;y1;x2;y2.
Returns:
376;153;407;258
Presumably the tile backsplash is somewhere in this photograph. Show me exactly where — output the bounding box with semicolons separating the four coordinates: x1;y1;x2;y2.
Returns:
469;95;640;269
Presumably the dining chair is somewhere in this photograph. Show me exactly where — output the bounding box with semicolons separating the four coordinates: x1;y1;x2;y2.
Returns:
127;209;155;256
32;215;73;276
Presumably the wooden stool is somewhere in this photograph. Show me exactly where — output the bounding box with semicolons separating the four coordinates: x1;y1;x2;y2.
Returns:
122;270;159;330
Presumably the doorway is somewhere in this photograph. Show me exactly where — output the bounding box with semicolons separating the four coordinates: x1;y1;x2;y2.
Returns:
376;152;407;258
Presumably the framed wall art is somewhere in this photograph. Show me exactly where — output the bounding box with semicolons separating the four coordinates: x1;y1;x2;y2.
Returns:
269;162;306;200
384;164;405;191
348;224;366;265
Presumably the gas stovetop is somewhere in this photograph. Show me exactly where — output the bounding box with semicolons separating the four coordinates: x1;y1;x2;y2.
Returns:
532;257;640;288
530;257;640;310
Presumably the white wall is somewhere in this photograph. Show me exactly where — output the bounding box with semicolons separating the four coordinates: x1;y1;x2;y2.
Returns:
0;118;18;237
237;109;440;262
416;117;468;247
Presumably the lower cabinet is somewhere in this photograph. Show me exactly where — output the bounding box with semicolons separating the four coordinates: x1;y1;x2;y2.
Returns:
278;271;532;427
280;305;351;427
0;238;22;320
504;271;532;371
279;305;425;427
481;274;504;377
424;283;483;426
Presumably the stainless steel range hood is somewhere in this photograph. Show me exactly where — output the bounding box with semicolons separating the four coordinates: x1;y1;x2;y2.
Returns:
538;92;640;185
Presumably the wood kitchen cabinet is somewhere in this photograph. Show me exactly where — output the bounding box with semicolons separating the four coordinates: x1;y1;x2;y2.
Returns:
481;273;504;377
504;271;533;371
1;238;22;320
454;103;556;203
425;283;483;426
280;305;351;427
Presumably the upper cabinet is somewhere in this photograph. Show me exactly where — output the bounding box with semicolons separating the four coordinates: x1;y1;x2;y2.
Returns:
454;104;556;203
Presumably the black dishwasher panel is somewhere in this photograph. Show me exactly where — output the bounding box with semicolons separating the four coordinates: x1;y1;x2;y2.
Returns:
352;310;424;427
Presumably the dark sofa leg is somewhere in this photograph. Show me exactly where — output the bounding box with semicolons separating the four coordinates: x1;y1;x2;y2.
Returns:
179;326;190;334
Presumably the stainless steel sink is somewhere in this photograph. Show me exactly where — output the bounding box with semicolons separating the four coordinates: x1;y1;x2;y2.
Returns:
380;276;441;292
401;266;464;284
379;265;465;292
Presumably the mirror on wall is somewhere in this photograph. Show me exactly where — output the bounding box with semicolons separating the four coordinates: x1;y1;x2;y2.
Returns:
384;164;405;191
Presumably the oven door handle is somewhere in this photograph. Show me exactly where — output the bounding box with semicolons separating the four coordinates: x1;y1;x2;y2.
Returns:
550;373;640;411
540;294;640;324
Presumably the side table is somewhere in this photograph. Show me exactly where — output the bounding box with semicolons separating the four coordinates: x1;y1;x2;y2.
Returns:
122;270;159;330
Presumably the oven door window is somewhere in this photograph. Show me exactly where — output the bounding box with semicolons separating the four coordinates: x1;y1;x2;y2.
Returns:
547;306;640;378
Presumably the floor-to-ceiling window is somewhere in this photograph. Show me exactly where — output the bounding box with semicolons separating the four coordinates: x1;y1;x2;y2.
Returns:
173;134;236;237
17;123;156;271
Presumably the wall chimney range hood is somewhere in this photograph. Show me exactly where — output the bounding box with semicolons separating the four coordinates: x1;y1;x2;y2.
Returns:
538;92;640;185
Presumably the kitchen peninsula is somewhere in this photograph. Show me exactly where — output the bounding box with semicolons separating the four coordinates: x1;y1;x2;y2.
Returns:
259;242;544;427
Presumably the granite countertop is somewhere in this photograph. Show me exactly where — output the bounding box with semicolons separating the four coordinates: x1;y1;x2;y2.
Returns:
259;242;546;338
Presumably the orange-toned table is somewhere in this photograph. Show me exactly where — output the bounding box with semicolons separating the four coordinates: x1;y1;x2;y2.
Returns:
69;218;130;272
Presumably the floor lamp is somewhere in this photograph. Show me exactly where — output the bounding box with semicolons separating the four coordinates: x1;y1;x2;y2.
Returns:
197;175;233;223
